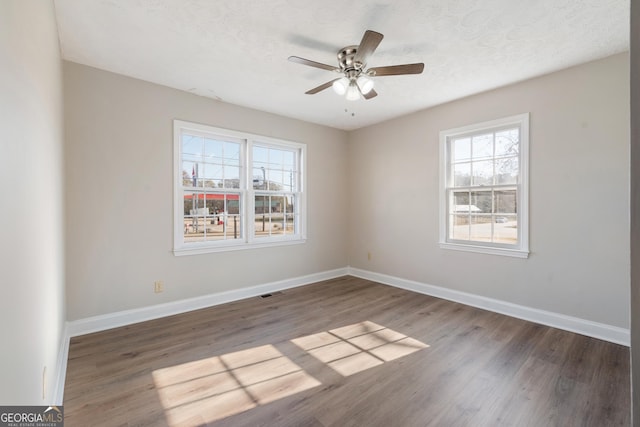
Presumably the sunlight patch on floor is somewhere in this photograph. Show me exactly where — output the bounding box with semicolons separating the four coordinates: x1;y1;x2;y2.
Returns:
292;321;429;376
152;344;320;426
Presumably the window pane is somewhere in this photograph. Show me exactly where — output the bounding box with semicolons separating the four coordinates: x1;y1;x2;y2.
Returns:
495;190;517;214
255;195;270;237
181;160;196;187
284;213;295;234
190;163;203;188
204;138;223;159
204;213;225;242
271;196;285;213
269;148;285;170
450;214;470;240
202;163;222;188
453;137;471;161
253;146;268;163
472;160;494;186
182;134;202;158
270;196;286;236
496;157;518;184
253;167;267;190
224;157;240;169
470;191;492;213
183;191;207;243
452;191;471;214
495;129;519;156
224;141;241;162
269;170;284;190
493;215;517;244
469;215;492;243
182;134;204;188
283;170;295;192
224;166;240;189
472;134;493;159
284;196;296;234
453;163;471;187
283;151;295;168
494;190;517;244
183;192;207;216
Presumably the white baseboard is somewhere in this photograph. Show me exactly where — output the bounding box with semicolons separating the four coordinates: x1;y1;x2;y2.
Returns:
347;267;630;346
67;267;349;338
53;323;70;405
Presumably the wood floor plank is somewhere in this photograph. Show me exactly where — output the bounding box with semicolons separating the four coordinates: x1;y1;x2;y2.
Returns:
63;276;630;426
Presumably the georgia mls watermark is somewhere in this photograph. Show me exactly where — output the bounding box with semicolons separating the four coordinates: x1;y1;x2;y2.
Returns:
0;406;63;427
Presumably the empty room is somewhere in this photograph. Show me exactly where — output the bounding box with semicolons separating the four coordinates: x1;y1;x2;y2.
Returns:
2;0;639;426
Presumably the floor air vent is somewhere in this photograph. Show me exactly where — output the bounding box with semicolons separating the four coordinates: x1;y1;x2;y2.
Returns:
260;291;283;299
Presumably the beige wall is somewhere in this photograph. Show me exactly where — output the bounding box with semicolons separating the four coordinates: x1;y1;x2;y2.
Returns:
348;53;630;328
65;53;630;329
64;61;349;320
0;1;65;404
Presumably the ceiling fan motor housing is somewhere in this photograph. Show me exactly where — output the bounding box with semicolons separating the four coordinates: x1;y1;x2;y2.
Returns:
337;46;363;77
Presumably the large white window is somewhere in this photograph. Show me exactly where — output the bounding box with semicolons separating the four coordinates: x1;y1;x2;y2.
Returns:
439;113;529;258
173;120;306;255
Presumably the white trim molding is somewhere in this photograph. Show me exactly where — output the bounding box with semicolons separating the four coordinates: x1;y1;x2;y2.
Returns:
173;120;307;256
439;113;530;258
53;323;70;405
347;267;629;346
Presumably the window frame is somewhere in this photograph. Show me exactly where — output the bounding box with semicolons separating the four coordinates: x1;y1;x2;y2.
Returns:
439;113;529;258
173;120;306;256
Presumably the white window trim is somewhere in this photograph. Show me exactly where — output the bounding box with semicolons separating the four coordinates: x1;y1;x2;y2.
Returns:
173;120;307;256
439;113;529;258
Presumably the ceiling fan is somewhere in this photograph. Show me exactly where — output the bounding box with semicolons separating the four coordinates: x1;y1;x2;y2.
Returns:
288;30;424;101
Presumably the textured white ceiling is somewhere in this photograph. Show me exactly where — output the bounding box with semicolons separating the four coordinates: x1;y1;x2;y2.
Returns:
53;0;629;130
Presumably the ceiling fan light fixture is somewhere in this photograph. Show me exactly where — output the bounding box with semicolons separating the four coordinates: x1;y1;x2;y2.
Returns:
356;75;374;94
332;77;349;95
345;82;360;101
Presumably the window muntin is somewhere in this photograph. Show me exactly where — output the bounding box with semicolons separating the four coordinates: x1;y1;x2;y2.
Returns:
440;114;529;258
174;121;306;255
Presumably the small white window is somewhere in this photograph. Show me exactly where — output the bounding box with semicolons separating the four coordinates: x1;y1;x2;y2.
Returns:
439;114;529;258
173;120;306;255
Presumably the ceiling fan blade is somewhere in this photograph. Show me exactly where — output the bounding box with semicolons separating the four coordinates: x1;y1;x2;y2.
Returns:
305;79;340;94
368;63;425;76
363;88;378;100
353;30;383;66
288;56;337;71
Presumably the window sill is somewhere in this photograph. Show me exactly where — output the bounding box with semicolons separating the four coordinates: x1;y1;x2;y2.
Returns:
439;242;529;259
174;237;306;256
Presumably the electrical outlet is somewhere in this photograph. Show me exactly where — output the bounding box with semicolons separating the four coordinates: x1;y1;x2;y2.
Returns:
154;281;164;293
367;252;372;261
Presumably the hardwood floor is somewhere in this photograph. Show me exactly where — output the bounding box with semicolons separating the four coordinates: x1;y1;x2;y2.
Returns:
63;276;630;426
